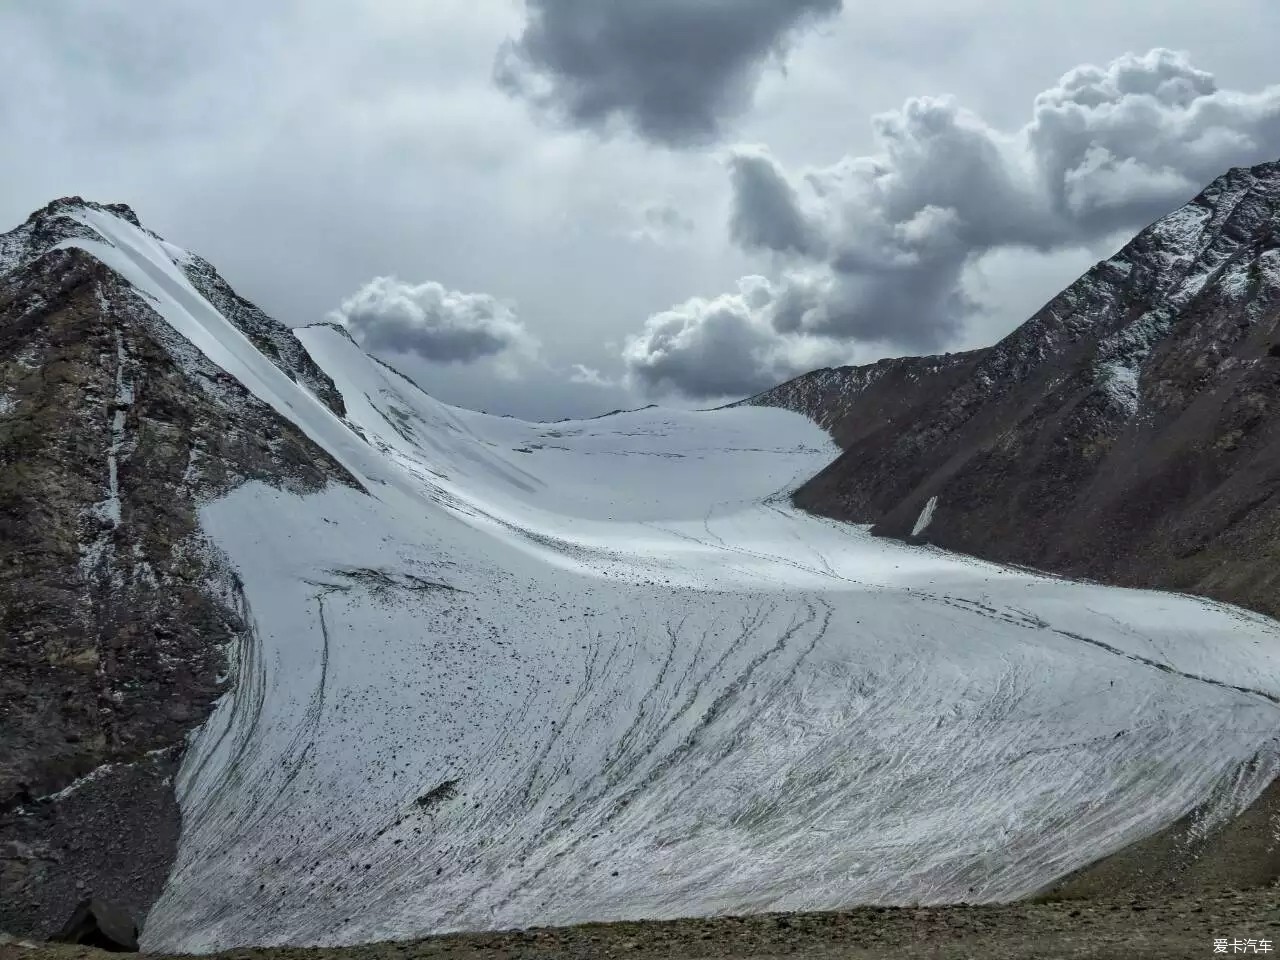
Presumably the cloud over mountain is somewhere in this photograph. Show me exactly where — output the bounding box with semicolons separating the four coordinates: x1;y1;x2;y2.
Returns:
622;276;850;397
496;0;843;146
333;277;536;365
625;49;1280;397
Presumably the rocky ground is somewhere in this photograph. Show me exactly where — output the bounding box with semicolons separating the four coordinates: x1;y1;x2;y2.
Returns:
4;885;1277;959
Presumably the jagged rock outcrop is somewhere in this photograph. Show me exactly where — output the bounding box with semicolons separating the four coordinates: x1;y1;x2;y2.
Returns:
0;201;354;937
752;159;1280;619
178;252;347;418
54;896;140;952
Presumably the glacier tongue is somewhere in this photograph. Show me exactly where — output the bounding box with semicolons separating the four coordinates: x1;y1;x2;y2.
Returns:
53;208;1280;952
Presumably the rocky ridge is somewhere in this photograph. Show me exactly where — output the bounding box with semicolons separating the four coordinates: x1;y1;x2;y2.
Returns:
731;350;981;448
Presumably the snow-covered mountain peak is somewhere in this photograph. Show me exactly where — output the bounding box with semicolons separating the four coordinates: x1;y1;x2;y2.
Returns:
39;195;140;221
1;201;348;421
25;196;142;230
0;197;137;277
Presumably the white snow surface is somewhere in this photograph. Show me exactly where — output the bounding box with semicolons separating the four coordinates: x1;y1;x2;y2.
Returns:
55;209;1280;952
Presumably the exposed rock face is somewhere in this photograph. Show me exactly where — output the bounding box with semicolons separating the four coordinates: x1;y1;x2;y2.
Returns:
752;159;1280;621
732;351;981;449
0;202;354;937
178;251;347;418
55;895;142;951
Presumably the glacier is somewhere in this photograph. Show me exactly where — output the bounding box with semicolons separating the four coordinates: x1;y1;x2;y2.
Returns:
52;208;1280;952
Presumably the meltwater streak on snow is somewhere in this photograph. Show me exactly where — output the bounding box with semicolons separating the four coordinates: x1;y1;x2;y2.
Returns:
54;211;1280;951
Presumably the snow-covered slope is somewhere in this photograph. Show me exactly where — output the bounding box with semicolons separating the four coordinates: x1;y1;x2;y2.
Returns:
26;205;1280;951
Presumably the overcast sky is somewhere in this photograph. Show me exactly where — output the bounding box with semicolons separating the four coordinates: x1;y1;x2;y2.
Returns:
4;2;1280;418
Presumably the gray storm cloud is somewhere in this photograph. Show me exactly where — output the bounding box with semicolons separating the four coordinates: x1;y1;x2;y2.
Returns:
629;202;696;244
496;0;843;146
625;48;1280;397
728;148;824;257
623;276;851;398
333;277;535;365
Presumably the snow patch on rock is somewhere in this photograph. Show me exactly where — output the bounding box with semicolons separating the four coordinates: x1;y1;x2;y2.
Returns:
1096;360;1140;416
911;496;939;537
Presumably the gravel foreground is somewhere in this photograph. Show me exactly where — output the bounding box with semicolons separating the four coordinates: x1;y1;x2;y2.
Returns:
5;887;1278;960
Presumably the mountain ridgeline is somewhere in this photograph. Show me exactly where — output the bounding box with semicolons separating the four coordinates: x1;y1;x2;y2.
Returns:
746;159;1280;620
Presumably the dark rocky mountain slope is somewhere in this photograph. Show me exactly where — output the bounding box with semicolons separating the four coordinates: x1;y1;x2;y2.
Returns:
0;200;351;938
748;159;1280;620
